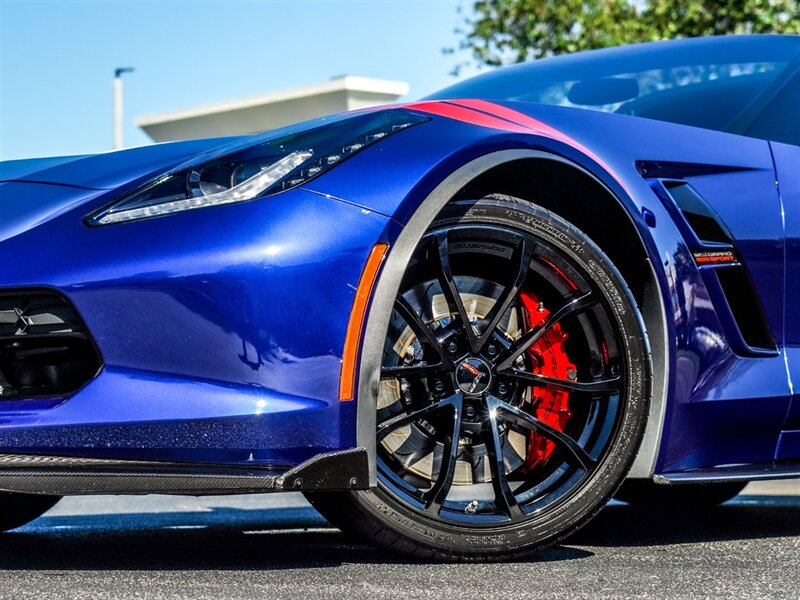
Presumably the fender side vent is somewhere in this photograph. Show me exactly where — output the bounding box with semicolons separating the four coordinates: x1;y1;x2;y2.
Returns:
655;180;777;355
715;268;777;351
663;181;733;244
0;291;101;399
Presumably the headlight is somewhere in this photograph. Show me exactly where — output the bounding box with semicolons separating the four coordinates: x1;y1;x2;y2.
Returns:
87;109;428;225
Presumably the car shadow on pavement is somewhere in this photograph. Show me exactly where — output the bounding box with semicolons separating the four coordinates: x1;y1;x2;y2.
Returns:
0;496;795;569
570;495;800;548
0;506;590;569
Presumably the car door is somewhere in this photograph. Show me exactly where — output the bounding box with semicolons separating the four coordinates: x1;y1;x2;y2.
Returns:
748;69;800;459
769;142;800;459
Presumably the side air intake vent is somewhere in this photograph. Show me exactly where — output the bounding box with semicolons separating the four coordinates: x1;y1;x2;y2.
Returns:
715;268;777;351
656;180;777;355
663;181;733;245
0;291;101;399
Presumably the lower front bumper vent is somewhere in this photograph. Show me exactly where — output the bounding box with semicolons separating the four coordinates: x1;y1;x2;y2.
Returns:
0;291;101;399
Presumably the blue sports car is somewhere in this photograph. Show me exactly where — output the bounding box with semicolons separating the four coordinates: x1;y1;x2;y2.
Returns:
0;34;798;561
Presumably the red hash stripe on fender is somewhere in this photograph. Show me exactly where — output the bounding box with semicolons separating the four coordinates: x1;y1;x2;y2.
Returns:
448;99;568;139
405;101;532;135
405;100;628;194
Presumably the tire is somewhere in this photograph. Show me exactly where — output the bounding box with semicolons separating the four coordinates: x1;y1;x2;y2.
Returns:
308;196;650;561
0;493;61;531
614;480;747;507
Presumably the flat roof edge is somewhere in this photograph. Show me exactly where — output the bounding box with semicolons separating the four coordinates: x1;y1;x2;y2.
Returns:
135;76;409;127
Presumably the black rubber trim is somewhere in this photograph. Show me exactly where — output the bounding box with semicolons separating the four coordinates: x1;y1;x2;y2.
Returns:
0;448;369;496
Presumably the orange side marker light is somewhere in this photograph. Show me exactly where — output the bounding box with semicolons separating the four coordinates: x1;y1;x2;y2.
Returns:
339;243;389;401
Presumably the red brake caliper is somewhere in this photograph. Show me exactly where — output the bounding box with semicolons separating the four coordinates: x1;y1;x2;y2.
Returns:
518;291;576;471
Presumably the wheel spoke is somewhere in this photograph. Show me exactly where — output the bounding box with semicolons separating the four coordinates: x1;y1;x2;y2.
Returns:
387;430;439;471
432;233;479;351
380;363;449;379
393;295;451;365
501;371;621;394
495;292;597;371
492;397;596;471
482;400;524;520
377;393;461;441
422;394;463;514
472;237;535;354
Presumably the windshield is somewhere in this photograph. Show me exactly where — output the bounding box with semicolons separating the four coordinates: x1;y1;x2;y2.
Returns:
429;36;800;137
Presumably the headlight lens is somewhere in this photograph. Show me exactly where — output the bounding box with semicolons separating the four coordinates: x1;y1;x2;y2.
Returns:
87;109;428;225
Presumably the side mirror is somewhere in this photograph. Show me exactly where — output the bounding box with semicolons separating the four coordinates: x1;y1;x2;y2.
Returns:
568;77;639;106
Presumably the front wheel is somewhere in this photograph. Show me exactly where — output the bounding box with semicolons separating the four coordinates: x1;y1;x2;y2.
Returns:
309;197;650;561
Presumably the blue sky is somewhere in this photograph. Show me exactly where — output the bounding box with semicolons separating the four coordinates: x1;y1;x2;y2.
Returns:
0;0;477;160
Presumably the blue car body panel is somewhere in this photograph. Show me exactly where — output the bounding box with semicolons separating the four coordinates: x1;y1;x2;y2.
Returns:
0;182;390;465
771;141;800;458
0;35;798;482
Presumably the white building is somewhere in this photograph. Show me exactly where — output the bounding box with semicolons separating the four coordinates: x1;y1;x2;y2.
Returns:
136;75;409;142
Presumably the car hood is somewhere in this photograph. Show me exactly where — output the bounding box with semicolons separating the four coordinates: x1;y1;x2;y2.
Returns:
0;137;249;243
0;136;248;191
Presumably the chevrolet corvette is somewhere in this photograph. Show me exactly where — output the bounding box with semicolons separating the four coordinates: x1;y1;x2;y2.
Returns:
0;35;798;561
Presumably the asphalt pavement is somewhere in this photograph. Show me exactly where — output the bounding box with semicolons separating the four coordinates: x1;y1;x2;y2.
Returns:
0;480;797;599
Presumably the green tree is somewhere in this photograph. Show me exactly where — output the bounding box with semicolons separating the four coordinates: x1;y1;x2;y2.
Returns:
450;0;800;73
644;0;800;38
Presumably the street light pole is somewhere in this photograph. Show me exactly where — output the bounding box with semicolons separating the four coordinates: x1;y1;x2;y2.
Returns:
113;67;134;150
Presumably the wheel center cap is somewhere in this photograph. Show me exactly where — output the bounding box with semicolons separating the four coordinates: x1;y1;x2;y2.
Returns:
455;357;493;395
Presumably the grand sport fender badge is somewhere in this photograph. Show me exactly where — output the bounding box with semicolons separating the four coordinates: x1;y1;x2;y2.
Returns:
692;250;739;265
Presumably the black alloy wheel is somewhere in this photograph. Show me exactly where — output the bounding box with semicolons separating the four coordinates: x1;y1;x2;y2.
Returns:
308;196;650;561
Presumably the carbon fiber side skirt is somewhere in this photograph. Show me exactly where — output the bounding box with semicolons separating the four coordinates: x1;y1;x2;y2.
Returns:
0;448;369;496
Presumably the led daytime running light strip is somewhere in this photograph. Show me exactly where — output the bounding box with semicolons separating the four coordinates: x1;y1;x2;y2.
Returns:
97;151;313;225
